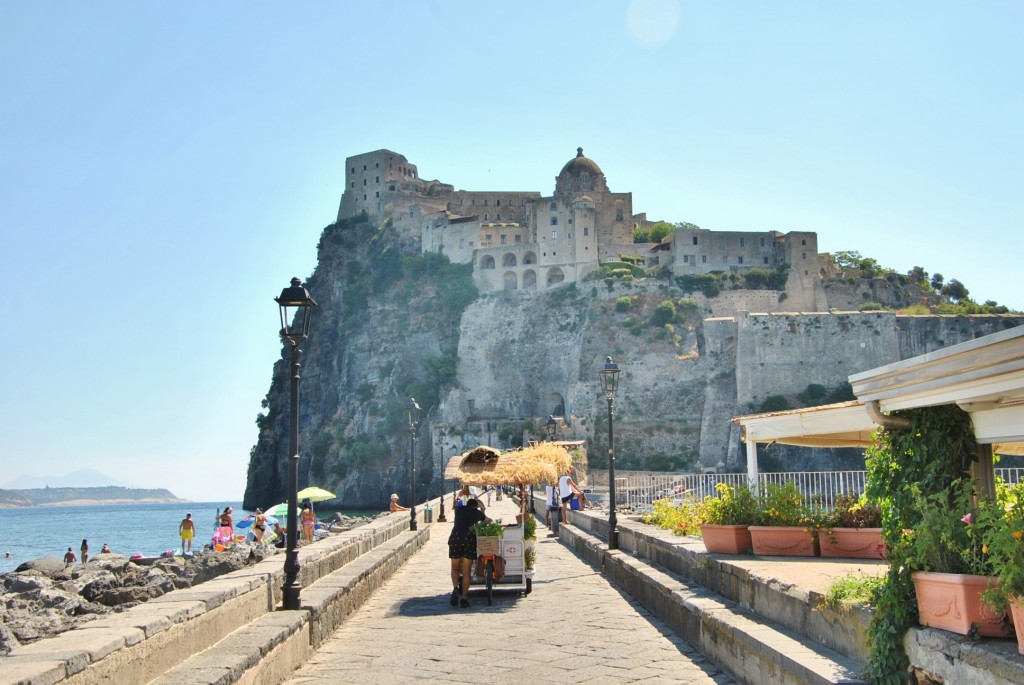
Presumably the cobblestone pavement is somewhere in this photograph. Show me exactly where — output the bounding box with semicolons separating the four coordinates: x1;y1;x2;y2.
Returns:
285;497;736;685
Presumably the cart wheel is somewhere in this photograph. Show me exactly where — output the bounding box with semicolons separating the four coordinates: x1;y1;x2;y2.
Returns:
525;577;532;594
485;559;494;605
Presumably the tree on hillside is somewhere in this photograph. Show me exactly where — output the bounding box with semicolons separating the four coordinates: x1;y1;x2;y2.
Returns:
633;221;679;244
941;278;970;303
930;273;945;291
907;266;928;285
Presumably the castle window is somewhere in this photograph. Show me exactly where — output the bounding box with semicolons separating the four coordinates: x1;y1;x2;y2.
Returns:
584;227;589;236
486;234;492;242
693;237;698;245
350;167;355;173
363;194;366;200
550;217;558;226
363;165;367;171
764;257;769;264
389;185;395;191
740;238;745;247
496;199;501;206
375;176;379;183
615;201;624;221
760;237;765;247
484;214;488;220
702;255;707;263
484;199;488;206
515;235;521;244
552;231;558;240
496;213;501;220
375;191;379;198
550;202;557;211
471;199;475;205
802;252;807;259
350;182;354;188
459;199;463;206
363;179;367;186
738;256;744;264
501;235;507;245
568;218;573;224
410;209;414;217
802;239;807;246
375;162;378;168
684;255;689;263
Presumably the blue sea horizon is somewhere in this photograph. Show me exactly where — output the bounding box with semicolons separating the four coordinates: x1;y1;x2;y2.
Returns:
0;501;379;574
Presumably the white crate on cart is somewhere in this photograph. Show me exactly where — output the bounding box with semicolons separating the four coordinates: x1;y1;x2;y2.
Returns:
501;527;525;575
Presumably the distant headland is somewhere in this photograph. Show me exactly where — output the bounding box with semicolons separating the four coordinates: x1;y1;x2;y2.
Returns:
0;486;187;508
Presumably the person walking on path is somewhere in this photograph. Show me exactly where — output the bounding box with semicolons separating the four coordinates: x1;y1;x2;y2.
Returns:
63;547;76;566
447;497;489;608
179;512;196;554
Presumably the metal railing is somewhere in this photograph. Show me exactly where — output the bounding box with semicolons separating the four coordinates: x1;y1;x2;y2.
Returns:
604;468;1024;512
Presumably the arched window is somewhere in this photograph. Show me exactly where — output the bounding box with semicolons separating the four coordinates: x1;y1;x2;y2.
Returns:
503;253;517;267
549;202;557;211
523;251;537;265
523;270;537;290
503;271;518;290
546;267;565;286
480;255;496;270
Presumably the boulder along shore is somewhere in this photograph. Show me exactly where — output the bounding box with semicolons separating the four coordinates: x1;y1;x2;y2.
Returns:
0;511;378;654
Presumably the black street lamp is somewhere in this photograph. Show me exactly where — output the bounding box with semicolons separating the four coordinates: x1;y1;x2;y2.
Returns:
407;398;421;531
598;356;621;550
275;277;317;610
437;427;448;523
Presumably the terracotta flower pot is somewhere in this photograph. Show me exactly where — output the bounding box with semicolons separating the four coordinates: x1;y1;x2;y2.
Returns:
911;571;1012;637
699;524;752;555
1010;599;1024;655
819;528;885;560
749;526;819;557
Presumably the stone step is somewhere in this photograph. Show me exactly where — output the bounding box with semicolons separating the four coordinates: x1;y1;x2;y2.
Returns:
148;529;427;685
565;524;866;685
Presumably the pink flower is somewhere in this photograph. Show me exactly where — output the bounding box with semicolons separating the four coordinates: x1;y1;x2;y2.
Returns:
961;513;972;524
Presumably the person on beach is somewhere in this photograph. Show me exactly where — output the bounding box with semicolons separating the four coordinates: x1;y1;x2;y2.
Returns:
272;521;286;548
100;543;111;554
389;493;408;512
448;497;490;608
252;508;268;544
301;505;315;543
63;547;76;566
179;512;196;554
80;539;88;564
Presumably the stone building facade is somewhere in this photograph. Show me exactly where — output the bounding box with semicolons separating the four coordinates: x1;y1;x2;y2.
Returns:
337;147;824;306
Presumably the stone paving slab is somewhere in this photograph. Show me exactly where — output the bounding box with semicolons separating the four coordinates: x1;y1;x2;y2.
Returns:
283;498;736;685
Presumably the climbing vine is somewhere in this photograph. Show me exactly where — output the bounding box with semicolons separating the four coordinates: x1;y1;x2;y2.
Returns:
863;405;978;684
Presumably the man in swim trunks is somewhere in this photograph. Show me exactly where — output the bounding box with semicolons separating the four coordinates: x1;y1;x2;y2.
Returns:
179;512;196;554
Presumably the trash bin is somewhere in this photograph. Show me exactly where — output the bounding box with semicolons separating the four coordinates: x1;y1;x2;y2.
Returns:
569;497;581;511
425;506;434;523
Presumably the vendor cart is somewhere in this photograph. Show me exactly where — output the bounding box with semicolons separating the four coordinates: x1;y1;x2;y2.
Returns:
443;443;572;604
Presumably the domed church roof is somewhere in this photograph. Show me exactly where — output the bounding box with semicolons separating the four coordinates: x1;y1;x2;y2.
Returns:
555;147;609;196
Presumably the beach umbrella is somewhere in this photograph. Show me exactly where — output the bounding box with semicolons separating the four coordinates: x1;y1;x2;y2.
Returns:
238;515;278;529
267;502;300;518
296;486;335;502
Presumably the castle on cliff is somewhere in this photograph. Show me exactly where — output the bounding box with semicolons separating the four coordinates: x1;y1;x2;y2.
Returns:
337;147;826;311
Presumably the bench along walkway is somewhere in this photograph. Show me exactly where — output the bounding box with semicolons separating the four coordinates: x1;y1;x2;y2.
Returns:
284;497;736;685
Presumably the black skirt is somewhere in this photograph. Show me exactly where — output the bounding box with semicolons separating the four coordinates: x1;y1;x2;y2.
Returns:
448;531;477;560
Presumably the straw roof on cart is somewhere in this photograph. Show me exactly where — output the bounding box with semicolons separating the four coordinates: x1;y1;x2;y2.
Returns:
443;443;572;486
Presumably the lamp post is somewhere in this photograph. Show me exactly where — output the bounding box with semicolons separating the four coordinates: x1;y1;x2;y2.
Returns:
437;427;448;523
275;277;317;610
407;398;421;531
598;356;621;550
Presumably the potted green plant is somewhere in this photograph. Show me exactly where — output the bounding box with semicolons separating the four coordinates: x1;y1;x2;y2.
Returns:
981;480;1024;651
749;481;821;557
908;483;1011;637
820;493;885;560
697;483;757;554
522;514;537;571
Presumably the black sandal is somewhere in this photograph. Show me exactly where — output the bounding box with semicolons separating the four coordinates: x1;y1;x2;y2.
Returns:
460;598;469;608
450;588;459;606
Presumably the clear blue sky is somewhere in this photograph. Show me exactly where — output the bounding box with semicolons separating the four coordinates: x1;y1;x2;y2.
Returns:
1;1;1021;503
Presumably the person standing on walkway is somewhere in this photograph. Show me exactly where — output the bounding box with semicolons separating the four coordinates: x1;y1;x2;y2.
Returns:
448;498;489;608
80;540;88;564
179;513;196;554
558;467;584;523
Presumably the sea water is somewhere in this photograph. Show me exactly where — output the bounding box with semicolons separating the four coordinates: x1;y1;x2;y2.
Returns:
0;502;377;574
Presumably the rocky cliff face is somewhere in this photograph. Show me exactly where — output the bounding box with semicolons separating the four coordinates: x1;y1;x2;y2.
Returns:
243;214;1023;511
